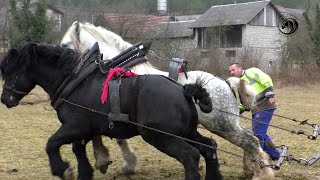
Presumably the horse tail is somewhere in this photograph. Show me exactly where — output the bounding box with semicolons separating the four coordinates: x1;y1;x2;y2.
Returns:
183;82;212;113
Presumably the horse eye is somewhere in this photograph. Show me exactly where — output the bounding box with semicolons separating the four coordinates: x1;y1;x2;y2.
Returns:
61;44;68;48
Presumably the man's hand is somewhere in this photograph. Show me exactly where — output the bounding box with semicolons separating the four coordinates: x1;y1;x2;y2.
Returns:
268;97;276;106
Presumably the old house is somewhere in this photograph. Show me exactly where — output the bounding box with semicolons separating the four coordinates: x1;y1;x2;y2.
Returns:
190;0;287;71
43;3;64;32
94;0;290;72
146;20;196;58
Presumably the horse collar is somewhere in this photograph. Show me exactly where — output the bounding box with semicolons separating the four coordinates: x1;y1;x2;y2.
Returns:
51;49;100;109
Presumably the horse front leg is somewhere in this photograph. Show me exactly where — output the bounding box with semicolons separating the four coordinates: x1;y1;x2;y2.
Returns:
46;126;74;180
72;141;94;180
116;139;138;174
92;135;112;174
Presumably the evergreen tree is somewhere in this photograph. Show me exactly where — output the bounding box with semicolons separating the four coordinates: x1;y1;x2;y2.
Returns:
9;0;49;47
303;2;320;67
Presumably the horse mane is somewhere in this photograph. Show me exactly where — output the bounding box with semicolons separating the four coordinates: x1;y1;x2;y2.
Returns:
80;22;132;51
1;43;35;77
1;43;80;77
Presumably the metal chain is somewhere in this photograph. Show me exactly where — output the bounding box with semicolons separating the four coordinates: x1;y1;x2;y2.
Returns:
210;106;319;140
61;98;109;116
252;106;317;128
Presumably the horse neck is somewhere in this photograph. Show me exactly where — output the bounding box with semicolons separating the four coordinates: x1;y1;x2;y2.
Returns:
228;77;257;110
80;28;132;60
30;56;77;98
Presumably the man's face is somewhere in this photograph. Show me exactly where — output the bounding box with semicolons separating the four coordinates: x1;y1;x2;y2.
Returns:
229;64;242;77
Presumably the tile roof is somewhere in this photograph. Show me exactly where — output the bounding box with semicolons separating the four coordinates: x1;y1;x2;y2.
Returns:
100;13;174;37
148;20;194;38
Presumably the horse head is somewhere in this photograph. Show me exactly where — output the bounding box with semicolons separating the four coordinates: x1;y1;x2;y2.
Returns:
61;21;82;51
226;77;257;111
0;45;37;108
1;43;79;108
61;21;133;60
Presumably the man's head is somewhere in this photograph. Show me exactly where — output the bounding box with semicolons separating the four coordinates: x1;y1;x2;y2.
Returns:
229;63;243;77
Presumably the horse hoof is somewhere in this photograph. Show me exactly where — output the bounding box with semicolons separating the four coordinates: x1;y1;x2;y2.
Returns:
244;172;254;179
63;167;74;180
96;160;112;174
122;152;138;174
98;165;108;174
122;167;136;175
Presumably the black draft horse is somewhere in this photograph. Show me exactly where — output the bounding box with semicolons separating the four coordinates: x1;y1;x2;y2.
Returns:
0;43;222;180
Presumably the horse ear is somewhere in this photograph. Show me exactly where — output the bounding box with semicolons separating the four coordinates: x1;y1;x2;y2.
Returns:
9;48;18;58
72;21;80;34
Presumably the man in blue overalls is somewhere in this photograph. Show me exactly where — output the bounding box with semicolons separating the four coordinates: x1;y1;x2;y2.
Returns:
229;63;280;160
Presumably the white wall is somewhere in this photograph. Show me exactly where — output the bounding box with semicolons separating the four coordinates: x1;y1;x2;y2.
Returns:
242;25;286;71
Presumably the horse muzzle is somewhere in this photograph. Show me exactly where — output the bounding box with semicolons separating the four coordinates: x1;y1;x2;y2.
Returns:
1;95;19;108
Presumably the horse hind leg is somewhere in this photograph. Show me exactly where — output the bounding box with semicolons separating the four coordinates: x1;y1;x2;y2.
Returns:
187;130;223;180
217;128;275;180
141;134;200;180
116;139;138;174
92;135;112;174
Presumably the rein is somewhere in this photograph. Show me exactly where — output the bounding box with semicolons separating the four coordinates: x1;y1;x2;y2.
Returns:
3;85;28;95
2;75;28;95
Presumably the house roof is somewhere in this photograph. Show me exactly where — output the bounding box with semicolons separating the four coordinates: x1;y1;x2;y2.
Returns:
276;5;304;19
191;0;278;28
174;15;202;21
98;13;174;37
47;4;64;15
148;20;195;38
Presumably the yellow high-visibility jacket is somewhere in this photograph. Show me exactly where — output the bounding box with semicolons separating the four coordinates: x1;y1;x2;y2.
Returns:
239;67;276;113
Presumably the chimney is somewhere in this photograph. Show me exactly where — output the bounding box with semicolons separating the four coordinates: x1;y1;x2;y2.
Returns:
157;0;167;16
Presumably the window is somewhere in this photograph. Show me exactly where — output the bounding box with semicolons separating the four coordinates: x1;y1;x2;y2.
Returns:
197;27;219;49
225;50;236;58
197;29;203;48
220;25;242;48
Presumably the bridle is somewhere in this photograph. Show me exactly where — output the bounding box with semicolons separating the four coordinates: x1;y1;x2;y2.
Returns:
2;75;28;96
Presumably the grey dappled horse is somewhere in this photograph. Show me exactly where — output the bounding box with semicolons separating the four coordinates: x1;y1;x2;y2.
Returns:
60;21;275;179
